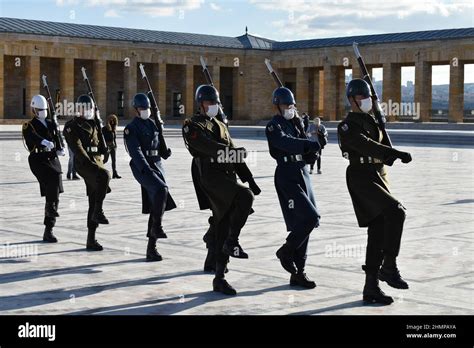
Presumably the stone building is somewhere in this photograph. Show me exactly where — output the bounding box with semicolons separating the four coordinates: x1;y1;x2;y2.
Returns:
0;17;473;122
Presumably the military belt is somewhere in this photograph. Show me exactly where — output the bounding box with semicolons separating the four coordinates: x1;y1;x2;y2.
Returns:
350;156;383;165
145;150;159;157
32;147;52;153
86;146;98;153
279;154;303;164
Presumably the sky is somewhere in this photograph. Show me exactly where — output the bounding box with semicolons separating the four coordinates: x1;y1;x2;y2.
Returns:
0;0;473;84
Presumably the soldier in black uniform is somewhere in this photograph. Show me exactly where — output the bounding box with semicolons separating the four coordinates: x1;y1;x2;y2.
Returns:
22;95;64;243
124;93;176;262
197;106;261;274
103;114;121;179
265;87;320;289
183;85;258;295
64;95;111;251
338;79;412;305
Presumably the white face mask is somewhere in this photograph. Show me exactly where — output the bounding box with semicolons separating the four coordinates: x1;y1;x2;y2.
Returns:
359;97;372;113
84;109;95;120
140;109;151;120
37;110;47;120
206;104;219;118
283;106;295;120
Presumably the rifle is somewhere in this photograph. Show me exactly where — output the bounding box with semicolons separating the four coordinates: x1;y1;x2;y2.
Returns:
41;74;65;151
138;63;171;159
199;56;228;125
80;67;108;155
352;42;392;148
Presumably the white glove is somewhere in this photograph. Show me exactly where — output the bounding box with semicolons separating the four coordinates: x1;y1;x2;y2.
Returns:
56;149;65;156
41;139;55;151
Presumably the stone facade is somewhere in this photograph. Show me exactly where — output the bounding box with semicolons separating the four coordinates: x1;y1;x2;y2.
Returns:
0;31;473;122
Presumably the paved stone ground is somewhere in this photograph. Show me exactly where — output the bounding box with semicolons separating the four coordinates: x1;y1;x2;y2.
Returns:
0;133;472;315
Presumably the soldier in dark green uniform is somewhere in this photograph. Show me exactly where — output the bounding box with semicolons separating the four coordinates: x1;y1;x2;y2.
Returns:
64;95;111;251
22;95;65;243
183;85;258;295
338;79;412;305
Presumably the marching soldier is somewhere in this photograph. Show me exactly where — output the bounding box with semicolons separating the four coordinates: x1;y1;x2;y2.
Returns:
22;95;65;242
265;87;320;289
338;78;412;305
183;85;258;295
124;93;177;262
103;114;121;179
198;109;261;274
64;95;111;251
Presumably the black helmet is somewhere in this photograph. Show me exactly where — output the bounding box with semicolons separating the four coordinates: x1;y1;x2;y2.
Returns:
77;94;94;106
133;93;151;109
346;79;371;99
272;87;295;105
195;85;220;104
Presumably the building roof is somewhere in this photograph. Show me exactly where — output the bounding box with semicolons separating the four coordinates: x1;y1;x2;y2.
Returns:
0;17;472;51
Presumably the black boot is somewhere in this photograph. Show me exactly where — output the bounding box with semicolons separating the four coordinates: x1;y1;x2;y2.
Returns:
276;243;297;275
379;256;409;289
112;171;122;179
362;265;393;305
204;248;216;272
203;249;229;273
150;223;168;239
222;239;248;259
86;229;103;251
67;173;72;180
45;201;59;218
290;271;316;289
146;237;162;262
213;277;237;296
72;174;80;180
43;225;58;243
91;201;109;225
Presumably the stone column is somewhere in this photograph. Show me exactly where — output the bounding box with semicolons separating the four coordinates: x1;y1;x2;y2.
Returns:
414;60;432;122
26;55;40;118
296;67;309;114
309;68;321;116
184;64;194;117
212;65;220;91
323;64;337;121
449;61;464;123
0;49;4;119
383;63;401;121
123;57;137;118
93;59;107;116
59;58;74;116
157;63;167;117
233;67;245;120
337;67;346;120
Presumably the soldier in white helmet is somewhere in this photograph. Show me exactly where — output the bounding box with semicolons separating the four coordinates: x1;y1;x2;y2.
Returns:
22;95;65;242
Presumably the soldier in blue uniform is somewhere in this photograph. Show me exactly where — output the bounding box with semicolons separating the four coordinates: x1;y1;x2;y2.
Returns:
265;87;320;289
124;93;177;262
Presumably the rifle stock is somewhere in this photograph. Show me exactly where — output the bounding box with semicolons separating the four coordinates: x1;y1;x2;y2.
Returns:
138;63;170;158
80;67;108;155
199;56;228;125
352;42;392;148
41;74;65;151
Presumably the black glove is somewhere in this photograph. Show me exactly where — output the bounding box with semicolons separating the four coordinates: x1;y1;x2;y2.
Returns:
248;178;261;196
304;140;320;153
396;150;412;164
161;148;172;160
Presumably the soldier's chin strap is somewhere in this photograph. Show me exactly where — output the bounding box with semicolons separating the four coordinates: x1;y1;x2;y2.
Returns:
351;96;364;113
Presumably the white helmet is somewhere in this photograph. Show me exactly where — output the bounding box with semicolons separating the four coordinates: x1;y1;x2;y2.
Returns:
30;95;48;110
